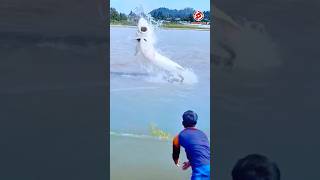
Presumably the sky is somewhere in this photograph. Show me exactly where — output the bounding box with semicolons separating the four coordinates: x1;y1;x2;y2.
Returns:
110;0;210;14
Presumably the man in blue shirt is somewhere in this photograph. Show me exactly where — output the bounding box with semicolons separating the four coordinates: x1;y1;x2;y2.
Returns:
172;110;210;180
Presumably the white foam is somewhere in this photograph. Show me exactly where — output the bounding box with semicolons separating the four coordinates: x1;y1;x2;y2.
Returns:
110;86;159;92
135;17;198;84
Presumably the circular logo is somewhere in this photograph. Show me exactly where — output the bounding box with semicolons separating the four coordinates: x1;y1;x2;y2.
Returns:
193;10;204;21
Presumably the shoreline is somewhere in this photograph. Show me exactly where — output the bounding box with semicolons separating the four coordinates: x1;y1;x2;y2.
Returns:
110;24;210;31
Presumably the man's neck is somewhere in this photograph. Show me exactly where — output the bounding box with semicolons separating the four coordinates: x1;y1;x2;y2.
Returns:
185;127;197;130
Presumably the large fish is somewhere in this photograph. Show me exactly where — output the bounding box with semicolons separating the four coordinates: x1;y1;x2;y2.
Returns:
135;18;185;82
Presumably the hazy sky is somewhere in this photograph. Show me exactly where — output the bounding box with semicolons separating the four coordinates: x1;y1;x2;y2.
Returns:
110;0;210;14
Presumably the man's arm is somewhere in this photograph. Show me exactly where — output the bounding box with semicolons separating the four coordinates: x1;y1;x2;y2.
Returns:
172;135;180;165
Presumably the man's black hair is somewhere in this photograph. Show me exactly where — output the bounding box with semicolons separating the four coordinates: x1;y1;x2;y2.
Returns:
182;110;198;128
232;154;280;180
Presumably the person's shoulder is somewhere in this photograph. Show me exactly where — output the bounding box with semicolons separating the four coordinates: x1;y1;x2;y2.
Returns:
174;129;185;139
179;128;199;136
195;129;209;138
179;128;189;133
176;129;189;139
194;128;205;133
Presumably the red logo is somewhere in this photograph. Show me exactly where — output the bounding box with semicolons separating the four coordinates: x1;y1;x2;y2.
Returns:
193;10;204;21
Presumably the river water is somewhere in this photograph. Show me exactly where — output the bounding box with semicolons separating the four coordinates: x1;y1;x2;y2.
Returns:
110;26;210;179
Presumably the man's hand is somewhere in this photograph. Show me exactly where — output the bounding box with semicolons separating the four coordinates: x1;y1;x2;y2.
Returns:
174;159;180;167
182;161;191;170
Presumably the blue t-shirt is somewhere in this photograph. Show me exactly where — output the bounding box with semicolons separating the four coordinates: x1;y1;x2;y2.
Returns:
178;128;210;167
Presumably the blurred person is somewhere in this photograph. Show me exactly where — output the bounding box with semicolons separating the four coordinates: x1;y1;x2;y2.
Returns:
232;154;280;180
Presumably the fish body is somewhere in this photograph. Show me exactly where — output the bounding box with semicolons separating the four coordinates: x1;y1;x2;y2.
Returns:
136;18;185;82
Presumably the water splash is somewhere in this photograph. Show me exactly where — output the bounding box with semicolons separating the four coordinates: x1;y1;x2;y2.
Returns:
133;6;163;28
134;13;198;84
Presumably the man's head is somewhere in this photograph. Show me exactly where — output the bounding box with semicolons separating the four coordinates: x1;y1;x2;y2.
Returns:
232;154;280;180
182;110;198;128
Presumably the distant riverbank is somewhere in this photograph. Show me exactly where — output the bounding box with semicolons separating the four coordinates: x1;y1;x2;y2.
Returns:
110;24;210;31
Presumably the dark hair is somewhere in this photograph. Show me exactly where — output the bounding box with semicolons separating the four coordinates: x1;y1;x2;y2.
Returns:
182;110;198;128
232;154;280;180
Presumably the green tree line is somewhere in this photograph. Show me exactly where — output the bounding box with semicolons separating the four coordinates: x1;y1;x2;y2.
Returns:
110;7;210;24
